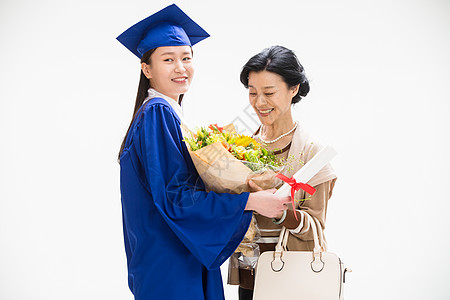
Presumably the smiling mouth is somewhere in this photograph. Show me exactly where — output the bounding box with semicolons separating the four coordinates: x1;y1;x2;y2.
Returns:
172;77;188;83
258;108;274;114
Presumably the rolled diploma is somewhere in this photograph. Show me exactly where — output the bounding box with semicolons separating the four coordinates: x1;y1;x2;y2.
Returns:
274;145;337;196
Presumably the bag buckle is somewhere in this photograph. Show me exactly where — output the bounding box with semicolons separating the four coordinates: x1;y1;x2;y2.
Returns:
271;251;284;272
311;252;324;272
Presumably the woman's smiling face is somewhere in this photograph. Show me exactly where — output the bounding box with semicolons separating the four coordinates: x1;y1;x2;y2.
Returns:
248;70;298;126
142;45;194;101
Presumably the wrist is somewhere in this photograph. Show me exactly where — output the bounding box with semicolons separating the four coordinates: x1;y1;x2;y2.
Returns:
245;193;255;211
272;209;287;225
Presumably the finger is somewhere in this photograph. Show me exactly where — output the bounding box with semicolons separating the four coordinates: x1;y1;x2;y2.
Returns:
248;180;263;192
280;196;291;203
267;188;277;194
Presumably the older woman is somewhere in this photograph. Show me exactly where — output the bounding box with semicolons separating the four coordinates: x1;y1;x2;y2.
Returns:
228;45;337;300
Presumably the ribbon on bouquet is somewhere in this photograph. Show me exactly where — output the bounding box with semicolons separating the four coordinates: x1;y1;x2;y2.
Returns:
275;173;316;221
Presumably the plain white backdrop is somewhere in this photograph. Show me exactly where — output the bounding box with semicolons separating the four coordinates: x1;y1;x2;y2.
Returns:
1;0;450;299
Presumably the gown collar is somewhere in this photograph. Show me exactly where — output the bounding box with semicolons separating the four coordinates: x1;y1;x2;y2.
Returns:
145;88;184;120
144;89;193;133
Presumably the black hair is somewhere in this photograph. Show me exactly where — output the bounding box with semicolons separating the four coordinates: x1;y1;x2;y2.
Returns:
118;49;156;160
240;45;310;104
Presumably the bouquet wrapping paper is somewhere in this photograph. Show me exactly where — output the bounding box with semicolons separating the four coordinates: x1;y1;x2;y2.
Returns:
185;124;282;194
184;124;282;257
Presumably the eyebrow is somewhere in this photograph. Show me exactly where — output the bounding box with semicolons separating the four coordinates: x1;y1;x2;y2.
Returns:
248;85;277;90
160;51;192;56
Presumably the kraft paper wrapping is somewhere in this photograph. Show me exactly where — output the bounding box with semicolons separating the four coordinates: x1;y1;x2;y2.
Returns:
188;142;280;194
184;123;281;194
184;124;282;256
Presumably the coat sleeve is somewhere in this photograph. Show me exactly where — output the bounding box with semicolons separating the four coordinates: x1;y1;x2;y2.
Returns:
280;179;336;241
134;102;252;269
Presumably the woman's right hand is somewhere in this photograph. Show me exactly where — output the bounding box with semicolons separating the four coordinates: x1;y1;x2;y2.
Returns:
245;185;291;219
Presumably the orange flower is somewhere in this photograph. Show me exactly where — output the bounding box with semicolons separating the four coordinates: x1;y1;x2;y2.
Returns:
208;123;224;133
221;141;231;151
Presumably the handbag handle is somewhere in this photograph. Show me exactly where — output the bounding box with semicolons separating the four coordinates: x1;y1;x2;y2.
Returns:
275;213;324;255
271;211;326;273
271;213;326;272
312;215;327;252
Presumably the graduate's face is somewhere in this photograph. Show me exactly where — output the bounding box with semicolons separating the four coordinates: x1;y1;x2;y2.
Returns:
247;71;298;126
142;46;194;101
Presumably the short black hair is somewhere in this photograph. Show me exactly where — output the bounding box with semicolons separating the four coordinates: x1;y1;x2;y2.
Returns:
240;45;310;104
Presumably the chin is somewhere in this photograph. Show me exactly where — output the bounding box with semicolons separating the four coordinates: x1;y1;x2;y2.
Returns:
175;86;190;95
259;115;276;125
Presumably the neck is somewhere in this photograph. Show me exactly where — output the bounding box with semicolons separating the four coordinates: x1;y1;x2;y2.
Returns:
261;115;295;140
169;93;181;104
166;92;180;103
149;88;180;103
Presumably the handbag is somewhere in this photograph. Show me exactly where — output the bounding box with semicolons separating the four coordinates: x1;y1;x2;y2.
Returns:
253;213;350;300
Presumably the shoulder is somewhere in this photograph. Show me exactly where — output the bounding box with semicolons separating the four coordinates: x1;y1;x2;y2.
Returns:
293;125;337;185
141;97;180;123
292;125;326;160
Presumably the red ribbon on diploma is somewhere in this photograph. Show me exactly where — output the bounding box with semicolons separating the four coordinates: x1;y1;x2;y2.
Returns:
276;173;317;221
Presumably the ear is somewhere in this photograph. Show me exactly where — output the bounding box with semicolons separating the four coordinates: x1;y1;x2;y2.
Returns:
141;62;152;79
290;84;300;97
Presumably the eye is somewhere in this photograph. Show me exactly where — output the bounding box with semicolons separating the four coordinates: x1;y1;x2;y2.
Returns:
249;92;257;97
164;58;174;62
265;92;274;97
183;56;192;61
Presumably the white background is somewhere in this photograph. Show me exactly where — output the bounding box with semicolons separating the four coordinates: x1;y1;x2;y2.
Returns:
1;0;450;299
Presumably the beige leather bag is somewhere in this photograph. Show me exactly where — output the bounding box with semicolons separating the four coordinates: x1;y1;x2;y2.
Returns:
253;214;350;300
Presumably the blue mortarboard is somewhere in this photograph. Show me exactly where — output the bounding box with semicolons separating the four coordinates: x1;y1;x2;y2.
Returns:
117;4;210;59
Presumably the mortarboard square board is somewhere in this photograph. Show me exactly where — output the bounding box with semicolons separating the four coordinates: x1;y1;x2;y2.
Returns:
117;3;210;59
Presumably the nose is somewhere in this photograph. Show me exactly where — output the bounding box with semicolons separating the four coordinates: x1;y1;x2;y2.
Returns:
255;94;267;106
175;59;186;73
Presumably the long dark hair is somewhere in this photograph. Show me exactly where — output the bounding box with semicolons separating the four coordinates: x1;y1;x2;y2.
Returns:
118;49;156;161
240;45;310;104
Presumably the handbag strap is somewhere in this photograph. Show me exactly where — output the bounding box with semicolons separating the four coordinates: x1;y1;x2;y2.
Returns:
275;227;287;253
276;212;324;255
312;215;327;252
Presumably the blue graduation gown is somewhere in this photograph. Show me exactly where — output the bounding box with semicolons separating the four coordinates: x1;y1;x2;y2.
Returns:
119;97;252;299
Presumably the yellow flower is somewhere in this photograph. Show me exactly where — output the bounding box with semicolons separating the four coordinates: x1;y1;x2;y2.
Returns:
234;146;246;159
235;135;259;147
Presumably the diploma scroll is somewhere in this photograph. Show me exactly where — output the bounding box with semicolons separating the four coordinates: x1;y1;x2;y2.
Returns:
275;145;337;197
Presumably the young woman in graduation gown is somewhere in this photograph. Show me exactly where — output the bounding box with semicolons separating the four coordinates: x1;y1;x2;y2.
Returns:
227;45;338;300
116;5;291;300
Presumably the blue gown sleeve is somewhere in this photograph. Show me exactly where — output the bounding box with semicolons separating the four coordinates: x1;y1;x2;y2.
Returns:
133;102;252;270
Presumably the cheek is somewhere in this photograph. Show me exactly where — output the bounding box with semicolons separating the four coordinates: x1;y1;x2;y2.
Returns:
278;99;292;113
187;64;194;76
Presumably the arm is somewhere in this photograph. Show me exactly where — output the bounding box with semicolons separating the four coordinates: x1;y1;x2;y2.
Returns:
134;102;289;268
135;103;251;269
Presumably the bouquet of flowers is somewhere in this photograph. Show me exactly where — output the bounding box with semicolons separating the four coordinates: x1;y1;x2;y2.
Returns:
184;124;283;194
184;124;284;260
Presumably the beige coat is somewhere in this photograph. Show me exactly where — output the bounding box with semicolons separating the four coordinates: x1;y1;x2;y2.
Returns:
228;124;337;287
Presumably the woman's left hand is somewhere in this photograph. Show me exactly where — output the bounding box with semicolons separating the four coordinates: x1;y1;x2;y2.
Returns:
248;180;263;192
